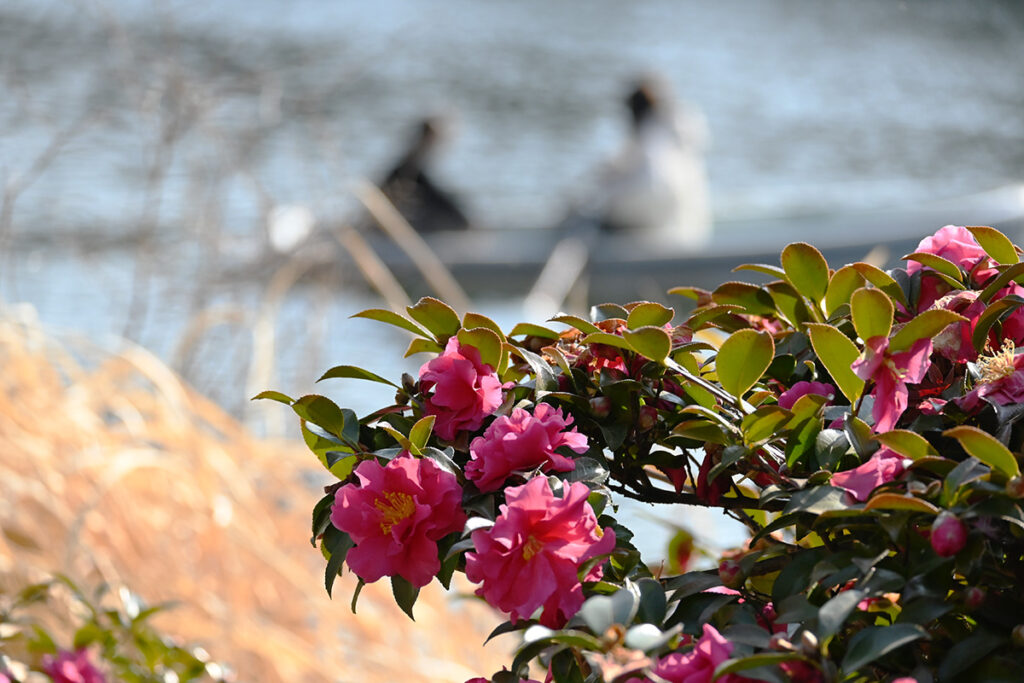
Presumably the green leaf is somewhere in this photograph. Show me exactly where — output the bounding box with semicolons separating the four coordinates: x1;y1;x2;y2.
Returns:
864;493;939;513
818;589;865;640
850;287;893;340
873;429;937;460
582;332;633;352
404;337;444;357
322;526;354;598
742;406;791;445
550;314;602;335
732;262;788;278
513;347;558;393
351;308;431;338
840;624;928;673
715;653;812;681
806;323;865;403
943;426;1020;478
509;322;560;339
765;281;814;327
712;281;777;317
311;492;335;545
350;578;365;613
317;365;398;387
850;263;908;308
979;262;1024;302
668;285;712;301
716;329;774;399
292;395;348;440
407;297;461;339
462;312;506;340
408;415;435;451
251;390;294;405
972;295;1024;352
889;309;966;353
626;301;674;329
902;251;964;282
783;486;848;515
390;575;420;620
966;226;1019;265
458;327;503;369
685;304;746;330
824;265;866;317
781;241;830;303
623;326;672;362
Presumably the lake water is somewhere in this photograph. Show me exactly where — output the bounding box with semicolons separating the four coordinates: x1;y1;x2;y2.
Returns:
3;0;1023;558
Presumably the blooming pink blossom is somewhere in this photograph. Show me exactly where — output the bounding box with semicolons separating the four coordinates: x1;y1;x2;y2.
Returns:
465;477;615;627
908;225;996;282
419;338;504;441
466;404;588;492
331;455;467;587
627;624;753;683
41;649;106;683
931;511;968;557
930;290;984;363
778;381;836;410
959;342;1024;412
830;447;906;502
851;336;932;432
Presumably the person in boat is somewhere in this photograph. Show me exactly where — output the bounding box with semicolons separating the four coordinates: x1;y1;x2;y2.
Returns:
568;76;712;248
376;116;474;234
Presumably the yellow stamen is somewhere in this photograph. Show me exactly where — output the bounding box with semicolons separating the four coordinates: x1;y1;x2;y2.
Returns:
374;491;415;534
977;339;1018;384
522;535;544;561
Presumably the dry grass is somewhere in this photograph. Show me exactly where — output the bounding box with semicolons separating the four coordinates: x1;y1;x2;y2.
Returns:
0;309;508;682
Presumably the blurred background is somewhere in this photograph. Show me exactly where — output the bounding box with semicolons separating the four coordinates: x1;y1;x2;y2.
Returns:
1;0;1023;680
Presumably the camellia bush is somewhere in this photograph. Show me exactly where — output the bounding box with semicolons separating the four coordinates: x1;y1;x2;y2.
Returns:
260;224;1024;682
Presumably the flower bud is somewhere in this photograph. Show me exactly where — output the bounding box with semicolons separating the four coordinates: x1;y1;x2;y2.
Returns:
1007;475;1024;499
1013;624;1024;648
799;630;819;655
589;396;612;419
761;602;777;622
718;558;744;589
963;586;985;610
769;633;793;651
930;511;968;557
637;405;658;431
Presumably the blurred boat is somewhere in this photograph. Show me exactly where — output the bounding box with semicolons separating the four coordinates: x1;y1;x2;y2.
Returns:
242;184;1024;307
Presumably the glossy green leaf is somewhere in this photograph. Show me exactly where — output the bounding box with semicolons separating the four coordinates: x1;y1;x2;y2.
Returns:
716;329;774;399
841;624;928;673
582;332;633;351
623;326;672;362
407;297;461;339
889;309;966;352
715;653;811;681
864;493;939;513
250;390;294;405
901;251;964;281
742;406;792;445
685;304;746;330
806;323;865;403
463;312;506;340
667;285;712;301
712;281;777;317
458;327;503;370
391;575;420;620
550;314;602;335
850;287;893;340
824;265;866;316
732;262;788;278
850;263;908;307
404;337;444;357
292;395;347;440
626;301;674;329
967;225;1019;265
322;526;354;598
317;365;398;387
351;308;431;338
972;295;1024;352
943;426;1020;478
979;262;1024;302
873;430;937;460
509;322;560;339
765;281;814;326
818;589;866;640
408;415;435;451
781;241;830;303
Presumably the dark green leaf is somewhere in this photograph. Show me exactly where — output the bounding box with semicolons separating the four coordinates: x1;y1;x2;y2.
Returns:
322;526;354;598
818;589;865;640
840;624;928;673
317;365;398;387
944;426;1020;478
973;295;1024;351
250;390;294;404
550;314;602;335
712;281;778;317
391;575;420;620
292;395;348;440
407;297;461;339
783;486;848;515
351;308;431;337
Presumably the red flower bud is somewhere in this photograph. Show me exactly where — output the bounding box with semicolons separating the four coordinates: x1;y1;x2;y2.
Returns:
930;511;968;557
718;558;744;589
589;396;612;419
637;405;658;431
963;586;985;610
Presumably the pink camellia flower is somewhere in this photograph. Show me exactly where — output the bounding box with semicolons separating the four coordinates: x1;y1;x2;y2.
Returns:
466;404;588;492
419;337;504;441
931;511;968;558
908;226;998;310
830;447;907;502
778;381;836;410
627;624;754;683
465;677;540;683
331;455;467;587
465;477;615;628
41;649;107;683
959;340;1024;412
851;336;932;432
930;290;984;363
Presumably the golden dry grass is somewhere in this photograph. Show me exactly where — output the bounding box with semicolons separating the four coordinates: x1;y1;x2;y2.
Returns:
0;310;508;682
